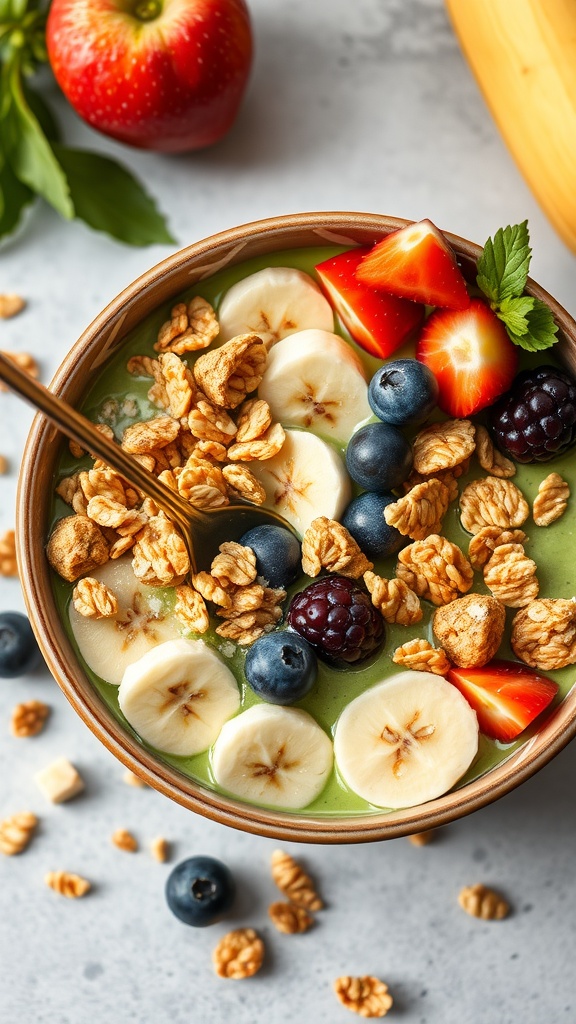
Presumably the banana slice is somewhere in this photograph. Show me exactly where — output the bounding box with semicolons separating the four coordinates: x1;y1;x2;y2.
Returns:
248;427;351;536
218;267;334;347
118;638;240;756
211;704;333;809
69;557;181;685
334;671;478;809
258;329;372;442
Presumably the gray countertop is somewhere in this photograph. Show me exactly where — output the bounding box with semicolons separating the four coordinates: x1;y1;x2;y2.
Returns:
1;2;576;1022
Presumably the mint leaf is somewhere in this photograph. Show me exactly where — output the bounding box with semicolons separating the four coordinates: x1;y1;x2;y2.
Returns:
509;298;559;352
476;221;531;304
0;149;34;239
53;145;175;246
496;294;535;337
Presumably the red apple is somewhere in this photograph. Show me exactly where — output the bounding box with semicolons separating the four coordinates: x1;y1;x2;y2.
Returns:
46;0;253;152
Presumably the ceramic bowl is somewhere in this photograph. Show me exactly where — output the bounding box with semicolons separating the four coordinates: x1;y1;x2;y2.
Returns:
17;212;576;843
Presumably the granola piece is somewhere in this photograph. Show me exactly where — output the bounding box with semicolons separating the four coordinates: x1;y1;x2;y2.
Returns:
194;439;228;462
80;467;128;506
132;515;189;586
218;584;285;621
396;534;474;606
150;837;169;863
45;871;91;898
155;296;219;355
403;466;461;503
176;456;229;509
211;541;257;587
46;515;109;582
268;901;314;934
0;812;38;855
174;584;210;634
468;526;528;571
0;454;7;474
363;571;422;626
483;543;539;607
0;528;18;577
475;424;516;478
432;594;506;666
0;294;25;319
56;473;86;513
215;603;283;645
123;770;147;788
0;350;38;391
408;829;436;846
158;351;195;419
194;333;267;409
222;463;266;505
127;354;160;378
458;883;509;920
270;849;323;910
460;476;530;534
11;700;50;737
72;577;118;619
384;478;450;540
226;422;285;462
532;472;570;526
187;395;237;446
511;598;576;670
121;416;180;454
212;927;264;979
34;757;85;803
392;638;451;675
413;418;476;474
235;397;272;442
333;976;393;1018
86;497;146;540
191;571;231;608
301;517;373;579
111;828;138;852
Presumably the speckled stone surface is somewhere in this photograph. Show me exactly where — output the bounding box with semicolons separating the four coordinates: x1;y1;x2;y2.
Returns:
1;1;576;1021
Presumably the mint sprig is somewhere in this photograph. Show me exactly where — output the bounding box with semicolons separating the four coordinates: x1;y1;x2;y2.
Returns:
476;221;558;352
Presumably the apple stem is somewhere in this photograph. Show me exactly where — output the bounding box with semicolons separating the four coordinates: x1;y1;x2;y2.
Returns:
133;0;162;21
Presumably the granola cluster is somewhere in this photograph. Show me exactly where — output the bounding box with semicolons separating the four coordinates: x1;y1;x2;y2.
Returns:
301;517;373;579
511;598;576;670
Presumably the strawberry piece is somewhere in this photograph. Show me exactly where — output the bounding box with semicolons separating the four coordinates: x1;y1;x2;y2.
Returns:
447;660;558;742
416;298;518;417
315;249;424;359
356;219;471;310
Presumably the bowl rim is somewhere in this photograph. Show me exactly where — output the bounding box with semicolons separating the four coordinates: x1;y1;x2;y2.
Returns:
16;211;576;843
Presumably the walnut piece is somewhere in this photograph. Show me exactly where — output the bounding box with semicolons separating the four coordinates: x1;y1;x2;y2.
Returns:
121;416;180;454
131;515;189;587
432;594;505;667
11;700;50;738
45;871;91;898
0;528;18;577
194;333;267;409
475;425;516;478
226;421;285;462
46;515;109;582
403;465;461;503
174;584;209;634
215;594;284;645
460;476;529;534
176;456;229;509
0;350;38;391
270;849;323;911
212;927;264;979
150;837;169;863
333;976;393;1018
413;418;476;474
392;638;451;675
112;828;138;852
155;296;219;355
384;478;450;540
0;812;38;856
363;571;422;626
211;541;257;587
532;472;570;526
511;598;576;670
72;577;118;619
235;397;272;442
191;571;231;608
0;294;26;319
268;901;314;934
0;454;8;475
468;527;528;571
458;883;509;920
302;517;373;579
483;543;539;607
222;463;266;505
396;534;473;606
157;351;195;419
187;393;238;444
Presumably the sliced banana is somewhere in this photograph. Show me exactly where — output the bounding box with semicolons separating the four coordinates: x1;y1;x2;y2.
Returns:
334;671;478;809
118;638;240;756
248;427;351;536
211;703;333;809
217;267;334;347
69;557;181;686
258;329;372;442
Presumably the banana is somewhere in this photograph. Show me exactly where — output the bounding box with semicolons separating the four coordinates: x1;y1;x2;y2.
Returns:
248;427;351;536
118;638;240;756
210;703;333;809
334;671;478;809
217;267;334;347
69;557;181;686
258;329;372;442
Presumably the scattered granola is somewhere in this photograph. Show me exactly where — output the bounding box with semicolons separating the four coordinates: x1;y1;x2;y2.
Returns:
112;828;138;852
532;472;570;527
123;770;147;788
72;577;118;619
0;529;18;577
511;598;576;670
363;571;422;626
0;812;38;855
0;294;26;319
384;477;450;540
155;296;219;355
467;526;528;571
333;975;393;1018
270;849;323;911
0;350;38;391
460;476;529;534
402;465;462;502
150;837;169;863
11;700;50;738
0;454;7;475
268;901;314;934
302;517;373;579
222;463;266;505
226;421;285;462
212;927;265;979
474;425;516;478
194;333;267;409
174;584;210;634
433;594;506;667
483;543;539;608
131;515;189;587
408;829;436;846
175;456;229;508
187;392;238;444
191;571;232;608
458;883;509;920
235;397;272;442
211;541;257;587
121;415;180;454
392;638;451;676
412;418;476;474
396;535;473;606
46;515;109;582
45;871;91;898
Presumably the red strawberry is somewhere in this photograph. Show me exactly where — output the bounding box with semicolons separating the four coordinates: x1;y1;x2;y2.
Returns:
416;299;518;417
315;249;424;359
447;660;558;743
356;219;470;310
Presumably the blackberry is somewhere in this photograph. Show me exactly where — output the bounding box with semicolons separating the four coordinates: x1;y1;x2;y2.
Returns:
287;576;384;667
489;365;576;463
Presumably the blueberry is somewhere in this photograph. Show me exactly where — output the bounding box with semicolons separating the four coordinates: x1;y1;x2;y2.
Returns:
368;358;439;426
239;525;301;589
341;492;406;559
244;631;317;704
0;612;42;678
165;855;235;927
345;422;413;491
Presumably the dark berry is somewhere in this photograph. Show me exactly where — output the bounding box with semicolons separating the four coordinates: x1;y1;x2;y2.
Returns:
165;855;235;927
368;358;439;426
244;631;317;704
0;612;42;678
489;365;576;462
345;421;413;491
239;524;301;589
341;492;406;559
287;576;384;666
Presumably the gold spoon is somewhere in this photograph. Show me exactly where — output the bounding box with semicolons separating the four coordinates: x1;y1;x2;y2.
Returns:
0;352;296;573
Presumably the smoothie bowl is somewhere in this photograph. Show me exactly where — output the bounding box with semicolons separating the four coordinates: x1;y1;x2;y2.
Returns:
17;213;576;842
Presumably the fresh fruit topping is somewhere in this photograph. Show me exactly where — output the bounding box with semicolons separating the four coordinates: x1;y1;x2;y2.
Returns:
368;358;439;426
416;298;518;417
218;267;334;346
333;671;478;808
239;525;302;590
345;421;413;492
356;219;470;310
0;612;42;678
341;492;406;559
211;704;333;809
447;660;558;742
244;632;317;705
118;639;240;756
248;428;351;536
288;576;384;666
165;856;236;927
258;329;371;443
314;248;425;358
488;365;576;463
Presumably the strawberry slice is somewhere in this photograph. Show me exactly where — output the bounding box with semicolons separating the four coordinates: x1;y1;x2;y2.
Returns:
447;660;558;743
315;249;424;359
356;219;471;310
416;298;518;417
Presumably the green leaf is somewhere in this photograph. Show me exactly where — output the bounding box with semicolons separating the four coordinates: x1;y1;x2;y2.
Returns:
496;294;535;337
23;82;61;142
0;148;35;239
508;298;559;352
53;144;176;247
476;221;531;303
